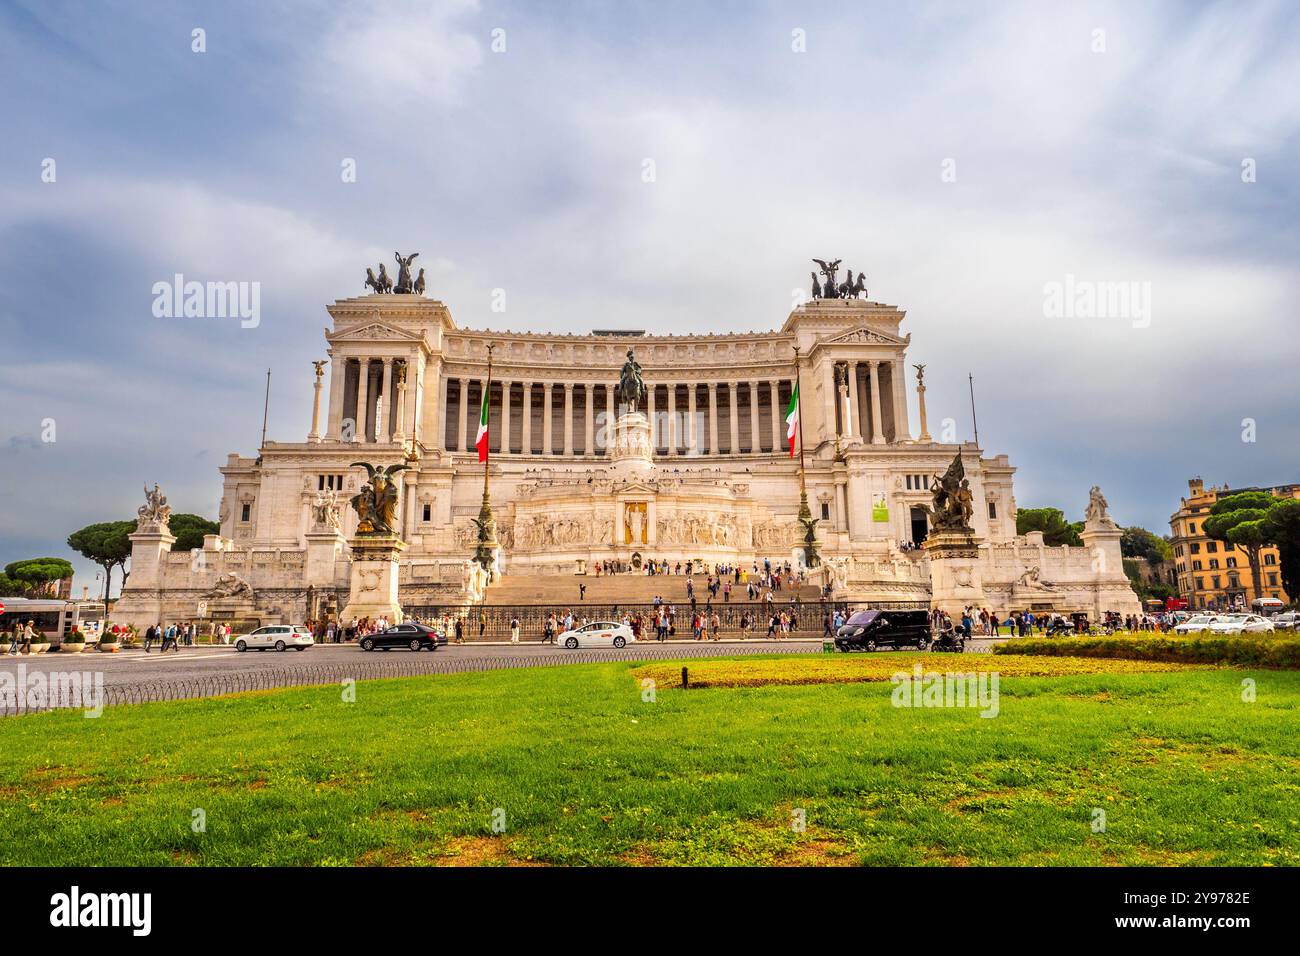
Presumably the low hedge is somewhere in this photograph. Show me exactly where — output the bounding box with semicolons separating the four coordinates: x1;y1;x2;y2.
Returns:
994;633;1300;668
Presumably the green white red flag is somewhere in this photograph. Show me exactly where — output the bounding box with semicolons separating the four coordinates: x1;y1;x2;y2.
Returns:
785;382;800;456
475;387;490;462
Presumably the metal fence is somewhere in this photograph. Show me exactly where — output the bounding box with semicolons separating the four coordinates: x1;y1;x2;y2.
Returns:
398;600;873;641
0;642;820;716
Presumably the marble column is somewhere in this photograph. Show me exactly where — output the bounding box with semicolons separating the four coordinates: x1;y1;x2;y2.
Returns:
707;383;719;455
380;359;394;442
325;357;345;441
499;379;511;455
893;358;910;440
584;384;595;455
868;360;886;445
605;383;615;455
667;384;678;456
748;380;761;453
522;382;534;454
563;383;574;456
392;366;407;443
728;382;740;455
308;363;325;442
846;361;862;441
823;361;837;444
457;376;469;452
770;379;782;452
543;383;554;455
687;384;698;456
647;385;657;451
355;358;371;444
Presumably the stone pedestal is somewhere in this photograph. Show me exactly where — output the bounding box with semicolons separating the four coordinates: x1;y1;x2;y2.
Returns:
339;535;406;624
111;524;177;629
304;528;347;587
925;530;986;615
610;412;653;476
1080;518;1142;618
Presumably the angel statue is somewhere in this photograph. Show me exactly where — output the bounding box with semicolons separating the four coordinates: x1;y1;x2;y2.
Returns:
393;251;419;293
348;461;411;535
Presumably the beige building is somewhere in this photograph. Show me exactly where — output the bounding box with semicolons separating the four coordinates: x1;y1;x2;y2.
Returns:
1170;477;1296;609
114;275;1139;629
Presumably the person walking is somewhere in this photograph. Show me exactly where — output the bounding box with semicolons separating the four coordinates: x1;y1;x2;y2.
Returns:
579;582;586;602
144;623;157;653
510;615;520;644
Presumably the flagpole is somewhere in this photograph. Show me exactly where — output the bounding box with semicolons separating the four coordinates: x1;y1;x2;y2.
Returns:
474;343;499;573
793;345;818;567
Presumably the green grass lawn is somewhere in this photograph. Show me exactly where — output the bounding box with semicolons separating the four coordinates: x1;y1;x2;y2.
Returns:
2;654;1298;866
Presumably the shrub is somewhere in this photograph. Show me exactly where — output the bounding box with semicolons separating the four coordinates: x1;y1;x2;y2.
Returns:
994;633;1300;669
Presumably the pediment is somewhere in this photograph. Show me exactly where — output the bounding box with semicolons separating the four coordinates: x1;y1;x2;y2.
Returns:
328;322;424;343
820;326;905;347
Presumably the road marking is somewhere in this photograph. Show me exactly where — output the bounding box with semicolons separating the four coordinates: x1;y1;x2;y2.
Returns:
125;653;231;662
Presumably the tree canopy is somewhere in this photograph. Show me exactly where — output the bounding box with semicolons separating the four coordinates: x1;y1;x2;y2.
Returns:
1015;507;1083;546
1120;526;1173;563
3;557;75;597
66;520;136;605
1261;498;1300;600
169;514;220;552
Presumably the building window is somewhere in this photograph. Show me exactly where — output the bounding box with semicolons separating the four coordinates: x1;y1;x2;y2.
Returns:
1269;573;1279;586
1189;522;1197;534
1190;542;1200;554
1192;560;1202;571
987;501;997;520
240;503;251;522
1209;559;1219;570
421;503;432;522
820;502;830;521
1226;557;1236;568
318;474;344;491
1265;553;1277;565
1206;541;1218;553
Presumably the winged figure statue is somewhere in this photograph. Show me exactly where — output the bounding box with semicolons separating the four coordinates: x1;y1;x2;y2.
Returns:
348;461;411;535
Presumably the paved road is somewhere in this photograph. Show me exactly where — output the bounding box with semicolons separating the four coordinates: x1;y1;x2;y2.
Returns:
0;637;1007;714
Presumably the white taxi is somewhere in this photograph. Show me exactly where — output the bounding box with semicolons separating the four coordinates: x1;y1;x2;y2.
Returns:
235;624;315;652
1173;614;1221;634
1207;614;1274;635
557;620;635;649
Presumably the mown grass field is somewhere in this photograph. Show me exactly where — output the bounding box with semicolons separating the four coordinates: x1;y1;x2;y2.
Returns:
2;653;1298;866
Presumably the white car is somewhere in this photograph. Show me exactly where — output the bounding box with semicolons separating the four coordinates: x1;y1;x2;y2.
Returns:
1269;611;1299;631
1207;614;1275;635
557;620;635;649
1174;614;1221;634
235;624;314;652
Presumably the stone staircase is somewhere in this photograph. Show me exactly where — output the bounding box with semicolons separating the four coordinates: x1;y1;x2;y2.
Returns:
482;571;823;606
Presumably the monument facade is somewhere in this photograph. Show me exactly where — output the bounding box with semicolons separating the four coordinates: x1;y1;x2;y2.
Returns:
113;257;1139;628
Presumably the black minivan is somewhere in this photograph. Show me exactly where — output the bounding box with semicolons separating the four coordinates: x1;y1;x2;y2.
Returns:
835;609;932;651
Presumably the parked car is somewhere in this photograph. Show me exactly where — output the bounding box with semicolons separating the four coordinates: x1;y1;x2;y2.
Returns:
235;624;314;652
1207;614;1275;635
835;609;931;651
1269;611;1299;631
359;622;447;652
557;621;635;649
1173;614;1221;634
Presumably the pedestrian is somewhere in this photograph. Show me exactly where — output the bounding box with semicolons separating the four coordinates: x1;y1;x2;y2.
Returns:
144;623;157;653
510;615;520;644
579;582;586;602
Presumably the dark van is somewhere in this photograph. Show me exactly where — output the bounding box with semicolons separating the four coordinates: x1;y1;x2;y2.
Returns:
835;609;931;651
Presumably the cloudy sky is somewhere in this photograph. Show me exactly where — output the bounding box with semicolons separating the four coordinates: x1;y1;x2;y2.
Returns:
2;0;1298;592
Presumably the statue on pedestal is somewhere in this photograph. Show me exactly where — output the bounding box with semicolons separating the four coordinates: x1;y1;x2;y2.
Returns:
617;348;646;411
925;453;975;533
137;483;172;530
348;462;409;535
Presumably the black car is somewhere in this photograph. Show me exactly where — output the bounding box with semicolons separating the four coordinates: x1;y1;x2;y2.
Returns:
359;622;447;652
835;609;932;651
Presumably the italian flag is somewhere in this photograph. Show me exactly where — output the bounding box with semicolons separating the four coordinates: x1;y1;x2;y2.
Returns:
475;387;490;462
784;382;800;456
